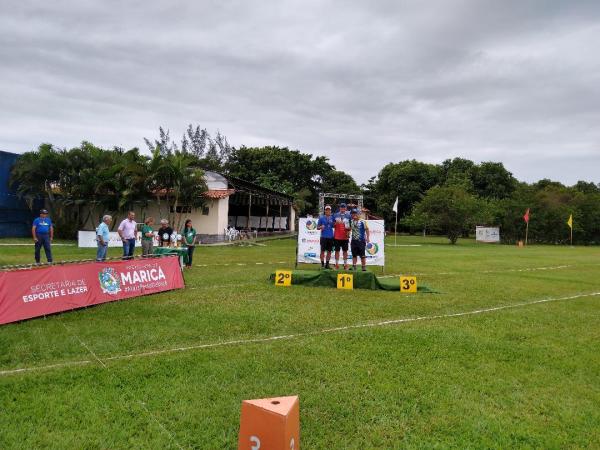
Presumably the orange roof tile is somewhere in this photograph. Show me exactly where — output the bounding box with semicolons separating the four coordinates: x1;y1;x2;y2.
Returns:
201;189;236;199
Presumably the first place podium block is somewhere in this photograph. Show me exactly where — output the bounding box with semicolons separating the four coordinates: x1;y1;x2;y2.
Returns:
238;395;300;450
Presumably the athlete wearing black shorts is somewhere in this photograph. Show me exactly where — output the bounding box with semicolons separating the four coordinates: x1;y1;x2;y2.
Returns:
321;236;334;252
350;209;370;271
317;205;335;269
351;239;366;258
334;238;348;252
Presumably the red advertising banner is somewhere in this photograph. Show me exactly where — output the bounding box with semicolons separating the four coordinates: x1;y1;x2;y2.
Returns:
0;256;185;325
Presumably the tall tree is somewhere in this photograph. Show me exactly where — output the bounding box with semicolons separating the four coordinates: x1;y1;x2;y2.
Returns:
146;125;232;171
371;160;441;224
410;185;480;244
225;146;347;215
471;162;516;199
147;149;207;230
144;127;178;155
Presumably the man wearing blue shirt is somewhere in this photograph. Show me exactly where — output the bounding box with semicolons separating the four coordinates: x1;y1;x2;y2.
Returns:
317;204;335;269
32;209;54;264
96;214;112;261
332;202;352;224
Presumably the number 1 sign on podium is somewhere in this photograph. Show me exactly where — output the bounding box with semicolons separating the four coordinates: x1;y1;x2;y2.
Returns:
337;273;353;290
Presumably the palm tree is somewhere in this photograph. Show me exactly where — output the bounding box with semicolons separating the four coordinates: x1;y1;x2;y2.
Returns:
147;148;207;230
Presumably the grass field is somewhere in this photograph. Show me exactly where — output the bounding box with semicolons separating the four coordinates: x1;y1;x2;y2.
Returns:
1;236;599;449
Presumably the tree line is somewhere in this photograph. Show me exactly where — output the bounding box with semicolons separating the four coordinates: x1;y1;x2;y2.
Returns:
11;140;208;237
364;158;600;245
11;127;600;244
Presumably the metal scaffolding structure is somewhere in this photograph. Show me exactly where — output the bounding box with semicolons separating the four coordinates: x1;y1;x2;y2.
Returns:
318;192;364;215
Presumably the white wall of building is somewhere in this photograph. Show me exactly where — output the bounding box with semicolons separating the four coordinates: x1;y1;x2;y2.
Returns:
82;198;229;235
80;171;292;235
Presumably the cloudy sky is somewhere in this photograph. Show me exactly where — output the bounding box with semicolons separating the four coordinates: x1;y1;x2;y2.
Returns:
1;0;599;185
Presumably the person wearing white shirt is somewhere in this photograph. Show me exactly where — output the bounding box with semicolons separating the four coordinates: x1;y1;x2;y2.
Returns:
117;211;137;260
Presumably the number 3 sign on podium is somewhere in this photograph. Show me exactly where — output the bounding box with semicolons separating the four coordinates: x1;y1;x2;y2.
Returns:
400;276;417;293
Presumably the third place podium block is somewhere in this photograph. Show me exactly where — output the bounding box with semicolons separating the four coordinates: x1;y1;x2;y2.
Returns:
238;395;300;450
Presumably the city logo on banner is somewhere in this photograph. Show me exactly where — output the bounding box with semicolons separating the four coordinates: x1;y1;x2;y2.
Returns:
366;242;379;256
305;219;318;231
98;267;122;295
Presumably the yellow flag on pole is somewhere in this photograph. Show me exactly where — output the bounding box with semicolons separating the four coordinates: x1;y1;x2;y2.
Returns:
567;214;573;229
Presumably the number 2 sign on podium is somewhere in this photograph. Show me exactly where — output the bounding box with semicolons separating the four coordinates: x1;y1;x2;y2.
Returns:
275;270;292;287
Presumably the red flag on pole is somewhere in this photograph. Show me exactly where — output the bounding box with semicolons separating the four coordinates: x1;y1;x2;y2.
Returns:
523;208;530;224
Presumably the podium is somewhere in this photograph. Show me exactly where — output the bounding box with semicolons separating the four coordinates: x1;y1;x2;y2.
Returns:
238;395;300;450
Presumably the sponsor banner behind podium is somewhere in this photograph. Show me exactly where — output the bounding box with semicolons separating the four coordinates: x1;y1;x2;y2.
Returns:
0;257;184;325
297;218;385;266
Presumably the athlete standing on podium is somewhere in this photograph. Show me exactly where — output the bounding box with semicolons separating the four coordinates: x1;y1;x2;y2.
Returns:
350;208;370;271
333;203;351;270
317;205;334;269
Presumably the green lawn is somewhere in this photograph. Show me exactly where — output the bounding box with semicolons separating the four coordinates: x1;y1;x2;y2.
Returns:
1;236;599;449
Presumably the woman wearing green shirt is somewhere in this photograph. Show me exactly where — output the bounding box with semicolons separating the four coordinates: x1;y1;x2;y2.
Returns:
141;217;155;256
182;219;197;268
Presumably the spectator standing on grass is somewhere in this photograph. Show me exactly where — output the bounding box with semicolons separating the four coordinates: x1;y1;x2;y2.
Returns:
182;219;197;268
117;211;137;259
32;209;54;264
141;217;155;256
95;215;112;261
350;208;370;271
158;219;173;247
317;204;334;269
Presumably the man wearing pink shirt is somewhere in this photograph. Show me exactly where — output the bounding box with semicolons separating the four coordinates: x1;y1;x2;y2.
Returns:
117;211;138;260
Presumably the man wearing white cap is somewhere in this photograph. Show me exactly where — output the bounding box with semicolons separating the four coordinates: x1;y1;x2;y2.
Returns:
317;204;334;269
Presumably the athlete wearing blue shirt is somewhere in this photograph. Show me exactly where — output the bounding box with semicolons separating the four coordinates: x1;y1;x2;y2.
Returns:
350;209;370;271
332;204;352;226
317;205;334;269
32;209;54;264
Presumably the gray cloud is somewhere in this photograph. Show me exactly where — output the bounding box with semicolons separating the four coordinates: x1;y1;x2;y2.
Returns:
1;0;599;185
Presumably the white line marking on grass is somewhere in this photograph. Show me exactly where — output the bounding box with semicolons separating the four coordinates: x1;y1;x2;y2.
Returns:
195;261;287;268
379;265;573;278
3;291;598;377
137;401;185;450
481;265;571;274
103;291;600;363
61;322;107;368
59;322;184;449
386;244;423;247
188;282;255;290
0;359;93;375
